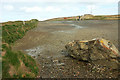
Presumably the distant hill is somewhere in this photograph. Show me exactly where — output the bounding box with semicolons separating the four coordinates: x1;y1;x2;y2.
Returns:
46;14;120;21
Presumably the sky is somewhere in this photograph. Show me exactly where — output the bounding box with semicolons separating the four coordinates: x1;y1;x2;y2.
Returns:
0;0;120;22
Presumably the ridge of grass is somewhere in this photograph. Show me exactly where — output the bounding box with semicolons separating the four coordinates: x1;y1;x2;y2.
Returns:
2;19;39;78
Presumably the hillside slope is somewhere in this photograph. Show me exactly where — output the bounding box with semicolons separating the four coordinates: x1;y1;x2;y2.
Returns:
46;15;120;21
1;19;39;78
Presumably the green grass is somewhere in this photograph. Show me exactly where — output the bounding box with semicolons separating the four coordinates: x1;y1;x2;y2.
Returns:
2;60;10;78
19;51;39;76
2;19;38;44
3;48;20;67
2;19;39;78
2;44;39;78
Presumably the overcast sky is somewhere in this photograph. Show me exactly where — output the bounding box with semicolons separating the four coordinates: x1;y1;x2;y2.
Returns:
1;0;119;22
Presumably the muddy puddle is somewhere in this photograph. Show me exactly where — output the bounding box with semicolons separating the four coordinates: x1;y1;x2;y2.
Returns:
70;24;84;28
25;46;43;59
51;30;75;34
51;23;86;34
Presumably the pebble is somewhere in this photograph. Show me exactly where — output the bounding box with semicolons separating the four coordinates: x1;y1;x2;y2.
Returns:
53;60;58;63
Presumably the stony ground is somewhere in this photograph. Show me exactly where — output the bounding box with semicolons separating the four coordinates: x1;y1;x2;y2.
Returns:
13;20;119;78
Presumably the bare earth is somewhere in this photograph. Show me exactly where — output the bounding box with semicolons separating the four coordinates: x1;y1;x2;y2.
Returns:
13;20;119;78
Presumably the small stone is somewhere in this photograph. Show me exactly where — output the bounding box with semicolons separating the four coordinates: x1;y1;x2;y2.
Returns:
53;60;58;63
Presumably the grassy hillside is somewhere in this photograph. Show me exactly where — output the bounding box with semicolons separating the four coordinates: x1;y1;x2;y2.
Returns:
1;19;39;78
46;15;120;21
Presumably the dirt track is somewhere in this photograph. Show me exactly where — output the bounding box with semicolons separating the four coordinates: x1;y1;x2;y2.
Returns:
13;20;119;78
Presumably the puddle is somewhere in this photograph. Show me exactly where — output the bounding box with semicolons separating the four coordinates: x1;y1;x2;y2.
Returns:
24;44;61;59
51;23;85;34
58;30;74;33
70;24;83;29
51;30;75;34
45;62;65;67
25;46;43;58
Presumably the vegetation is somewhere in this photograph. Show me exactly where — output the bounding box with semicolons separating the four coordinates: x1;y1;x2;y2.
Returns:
46;15;120;21
2;19;38;44
86;16;105;20
2;19;39;78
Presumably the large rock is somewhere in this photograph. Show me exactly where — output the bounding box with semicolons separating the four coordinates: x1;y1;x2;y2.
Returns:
65;38;120;61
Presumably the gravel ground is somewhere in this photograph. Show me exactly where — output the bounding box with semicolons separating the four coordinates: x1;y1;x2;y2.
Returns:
13;20;119;78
